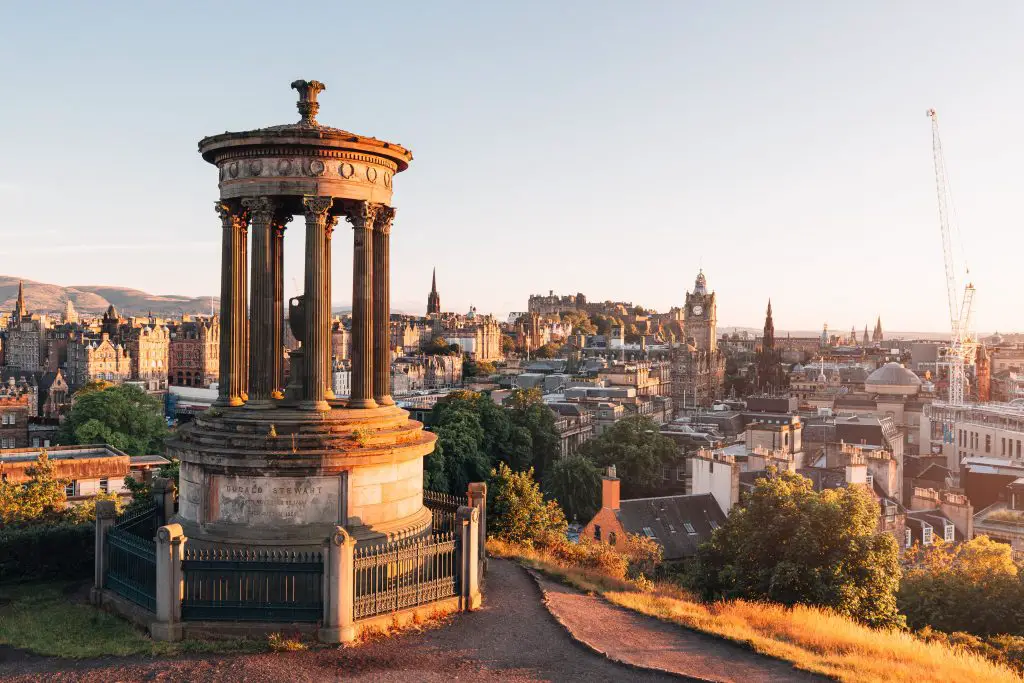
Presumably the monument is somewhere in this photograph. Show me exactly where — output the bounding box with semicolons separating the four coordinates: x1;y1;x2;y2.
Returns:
168;80;437;549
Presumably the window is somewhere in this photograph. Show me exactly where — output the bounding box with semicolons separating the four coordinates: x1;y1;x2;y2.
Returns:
905;528;912;548
593;525;601;541
99;478;109;493
676;468;686;482
608;532;617;546
662;467;670;481
885;504;896;523
922;525;933;545
642;526;656;539
65;481;76;497
986;435;992;453
944;523;955;542
709;521;719;531
1003;438;1007;456
683;522;697;535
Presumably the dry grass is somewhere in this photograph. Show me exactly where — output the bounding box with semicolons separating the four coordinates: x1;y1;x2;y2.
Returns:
488;538;1022;683
267;632;308;652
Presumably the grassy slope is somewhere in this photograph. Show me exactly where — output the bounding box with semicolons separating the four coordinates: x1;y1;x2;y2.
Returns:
488;539;1022;683
0;582;262;658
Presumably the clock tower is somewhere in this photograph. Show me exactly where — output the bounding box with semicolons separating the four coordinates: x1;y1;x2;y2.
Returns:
683;269;717;353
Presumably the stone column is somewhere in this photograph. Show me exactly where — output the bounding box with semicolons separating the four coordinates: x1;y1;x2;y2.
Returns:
152;477;176;527
345;202;378;409
243;197;275;408
301;196;334;411
467;482;488;575
151;523;186;642
324;214;338;400
90;499;117;605
319;526;357;644
214;202;248;407
271;215;291;398
372;207;396;406
457;505;482;611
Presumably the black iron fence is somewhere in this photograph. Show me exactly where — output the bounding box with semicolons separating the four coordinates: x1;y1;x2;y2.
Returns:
105;505;158;611
423;490;467;534
181;547;323;623
353;532;458;621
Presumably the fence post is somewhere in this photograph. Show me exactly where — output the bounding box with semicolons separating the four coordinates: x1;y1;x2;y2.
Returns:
456;505;481;611
152;477;176;527
319;526;357;644
151;523;185;642
467;482;487;575
90;499;117;605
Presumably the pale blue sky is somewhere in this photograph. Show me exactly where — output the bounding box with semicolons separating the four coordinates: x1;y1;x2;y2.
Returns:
1;1;1021;333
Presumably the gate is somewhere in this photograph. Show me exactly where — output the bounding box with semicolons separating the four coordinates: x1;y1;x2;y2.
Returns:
105;504;158;611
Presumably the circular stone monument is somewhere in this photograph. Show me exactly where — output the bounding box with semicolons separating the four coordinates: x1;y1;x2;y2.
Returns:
167;80;436;549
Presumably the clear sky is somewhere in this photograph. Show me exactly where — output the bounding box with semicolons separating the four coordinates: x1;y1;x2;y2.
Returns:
1;1;1021;333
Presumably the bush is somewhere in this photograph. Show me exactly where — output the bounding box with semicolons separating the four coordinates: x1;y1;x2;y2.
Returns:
0;522;94;581
489;463;567;545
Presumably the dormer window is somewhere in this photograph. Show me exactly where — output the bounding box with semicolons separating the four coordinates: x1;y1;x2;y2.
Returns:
944;523;954;543
683;522;696;535
922;525;933;545
905;528;911;548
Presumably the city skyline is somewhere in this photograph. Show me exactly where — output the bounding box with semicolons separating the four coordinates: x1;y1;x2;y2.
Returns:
2;2;1023;332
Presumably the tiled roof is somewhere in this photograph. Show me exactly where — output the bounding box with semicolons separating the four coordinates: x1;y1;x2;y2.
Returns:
616;493;726;560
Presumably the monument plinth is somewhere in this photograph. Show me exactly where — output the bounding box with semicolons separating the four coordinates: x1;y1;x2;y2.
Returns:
168;80;436;548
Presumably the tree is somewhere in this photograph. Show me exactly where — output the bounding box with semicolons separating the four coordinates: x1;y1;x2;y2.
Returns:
422;336;460;356
533;342;562;359
501;335;516;355
464;360;497;378
489;463;567;545
0;451;68;527
543;454;601;522
579;415;678;497
57;384;167;455
506;389;560;481
899;535;1024;635
693;470;903;629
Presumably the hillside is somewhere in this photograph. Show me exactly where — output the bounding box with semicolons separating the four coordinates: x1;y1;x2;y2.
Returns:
0;277;217;317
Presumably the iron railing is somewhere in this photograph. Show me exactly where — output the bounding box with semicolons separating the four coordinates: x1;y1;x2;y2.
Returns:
353;532;458;620
423;490;467;534
105;526;157;611
116;502;160;539
181;548;323;623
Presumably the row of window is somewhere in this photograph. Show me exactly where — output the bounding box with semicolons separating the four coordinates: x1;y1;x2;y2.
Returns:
0;413;17;425
64;478;108;497
909;522;955;548
957;428;1024;458
0;437;17;448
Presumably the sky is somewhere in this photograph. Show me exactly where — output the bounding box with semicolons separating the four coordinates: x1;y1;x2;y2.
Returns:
1;1;1022;334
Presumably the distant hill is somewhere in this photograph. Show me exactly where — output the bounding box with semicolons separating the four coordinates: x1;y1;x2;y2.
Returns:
0;276;218;317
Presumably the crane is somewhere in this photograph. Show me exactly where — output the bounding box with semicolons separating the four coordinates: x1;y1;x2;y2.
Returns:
927;108;976;405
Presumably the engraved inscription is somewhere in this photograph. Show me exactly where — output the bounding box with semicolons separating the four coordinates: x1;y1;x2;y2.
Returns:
212;475;341;527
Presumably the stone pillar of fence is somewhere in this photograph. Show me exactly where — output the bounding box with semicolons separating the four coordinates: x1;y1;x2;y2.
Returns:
90;499;118;606
467;482;487;575
456;505;481;611
152;477;176;527
320;525;357;644
151;524;186;642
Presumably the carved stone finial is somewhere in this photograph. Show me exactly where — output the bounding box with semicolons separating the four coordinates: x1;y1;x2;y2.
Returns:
291;79;326;127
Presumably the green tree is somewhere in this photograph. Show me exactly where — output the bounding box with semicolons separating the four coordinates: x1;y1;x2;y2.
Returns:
579;415;678;497
506;389;560;480
489;462;567;545
543;453;601;522
899;535;1024;635
501;335;516;355
57;384;167;455
533;342;562;359
0;451;68;527
422;336;460;356
693;470;903;629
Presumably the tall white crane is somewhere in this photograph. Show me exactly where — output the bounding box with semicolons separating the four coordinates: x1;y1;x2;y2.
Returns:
927;108;976;405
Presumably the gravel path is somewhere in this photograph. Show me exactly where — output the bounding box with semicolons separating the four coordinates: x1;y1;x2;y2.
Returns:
533;571;827;682
0;559;677;682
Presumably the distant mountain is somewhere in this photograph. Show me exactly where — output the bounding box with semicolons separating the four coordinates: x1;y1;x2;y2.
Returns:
0;276;218;317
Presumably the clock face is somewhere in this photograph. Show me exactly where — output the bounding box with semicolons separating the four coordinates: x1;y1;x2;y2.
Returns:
692;305;703;316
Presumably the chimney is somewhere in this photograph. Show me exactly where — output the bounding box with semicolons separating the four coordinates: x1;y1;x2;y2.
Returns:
845;462;867;486
601;465;620;511
940;491;974;539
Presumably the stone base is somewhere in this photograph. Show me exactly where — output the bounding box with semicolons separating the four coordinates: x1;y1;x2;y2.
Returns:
150;621;183;642
317;624;356;644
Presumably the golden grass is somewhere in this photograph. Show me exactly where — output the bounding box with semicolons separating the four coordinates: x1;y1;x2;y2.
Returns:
488;538;1022;683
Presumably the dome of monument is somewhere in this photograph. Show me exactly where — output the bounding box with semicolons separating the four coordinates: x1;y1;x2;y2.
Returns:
865;362;922;396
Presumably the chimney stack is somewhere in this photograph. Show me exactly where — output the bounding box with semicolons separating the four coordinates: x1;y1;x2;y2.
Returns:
601;465;620;511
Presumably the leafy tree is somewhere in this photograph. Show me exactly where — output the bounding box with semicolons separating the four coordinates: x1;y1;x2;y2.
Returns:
506;389;560;480
57;384;167;455
579;415;678;497
899;535;1024;635
533;342;563;359
693;469;903;629
501;335;516;355
489;462;567;545
464;360;497;377
422;336;460;356
0;451;68;527
543;453;601;522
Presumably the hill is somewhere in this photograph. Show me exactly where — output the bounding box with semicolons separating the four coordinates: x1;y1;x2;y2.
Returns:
0;277;217;317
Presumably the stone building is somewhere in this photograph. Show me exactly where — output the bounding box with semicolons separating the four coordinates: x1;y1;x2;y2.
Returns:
392;354;464;392
128;324;170;391
5;281;45;373
66;333;132;388
755;300;785;393
0;387;30;450
437;310;503;362
427;267;441;316
331;318;351;362
391;318;431;354
168;317;219;388
683;270;717;353
527;290;586;317
39;369;69;419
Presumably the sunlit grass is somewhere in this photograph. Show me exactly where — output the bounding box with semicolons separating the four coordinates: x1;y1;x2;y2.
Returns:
489;538;1022;683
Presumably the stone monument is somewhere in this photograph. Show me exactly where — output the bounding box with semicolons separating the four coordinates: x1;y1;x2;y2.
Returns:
168;80;436;549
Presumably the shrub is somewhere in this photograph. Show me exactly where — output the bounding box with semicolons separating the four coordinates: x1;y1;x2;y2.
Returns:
489;463;567;545
0;521;94;581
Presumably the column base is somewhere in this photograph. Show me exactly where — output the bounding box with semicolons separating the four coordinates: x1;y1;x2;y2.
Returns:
325;388;337;400
214;396;245;408
271;390;285;400
375;395;396;407
243;399;276;410
317;625;356;645
150;621;183;642
347;397;378;409
299;399;331;412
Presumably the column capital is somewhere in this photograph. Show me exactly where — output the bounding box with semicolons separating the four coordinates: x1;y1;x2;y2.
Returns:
343;201;379;230
241;196;276;221
373;205;396;234
272;213;293;237
215;201;248;229
325;213;339;238
303;195;334;219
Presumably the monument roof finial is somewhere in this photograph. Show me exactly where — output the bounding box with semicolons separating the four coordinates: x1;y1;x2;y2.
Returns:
290;79;326;127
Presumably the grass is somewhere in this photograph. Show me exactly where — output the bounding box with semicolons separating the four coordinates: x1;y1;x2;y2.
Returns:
488;538;1023;683
0;581;264;659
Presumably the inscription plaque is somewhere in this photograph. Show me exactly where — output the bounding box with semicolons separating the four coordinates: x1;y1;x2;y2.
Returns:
211;475;342;527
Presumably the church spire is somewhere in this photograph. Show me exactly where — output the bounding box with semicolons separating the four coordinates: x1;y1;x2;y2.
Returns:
14;280;26;318
872;316;883;343
427;267;441;316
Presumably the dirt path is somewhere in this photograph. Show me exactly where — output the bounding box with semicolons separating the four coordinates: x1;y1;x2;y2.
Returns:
0;559;678;682
532;571;827;682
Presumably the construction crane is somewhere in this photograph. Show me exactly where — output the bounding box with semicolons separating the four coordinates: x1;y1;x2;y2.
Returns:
927;108;976;405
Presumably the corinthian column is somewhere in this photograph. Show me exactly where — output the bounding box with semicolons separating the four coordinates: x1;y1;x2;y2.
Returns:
372;206;396;406
324;214;338;400
214;201;248;407
242;197;275;408
271;214;291;398
344;201;378;409
301;196;334;411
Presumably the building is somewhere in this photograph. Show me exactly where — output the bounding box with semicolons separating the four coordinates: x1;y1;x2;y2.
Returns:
755;300;785;393
872;317;884;343
128;324;170;391
527;290;586;317
0;388;30;450
582;466;727;561
438;311;503;361
548;402;594;457
168;317;219;388
5;281;45;373
427;268;441;316
922;401;1024;474
683;270;717;354
66;332;132;388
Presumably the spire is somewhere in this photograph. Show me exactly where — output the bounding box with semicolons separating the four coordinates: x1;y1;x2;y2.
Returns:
427;267;441;316
15;280;26;317
431;267;437;294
